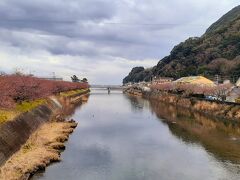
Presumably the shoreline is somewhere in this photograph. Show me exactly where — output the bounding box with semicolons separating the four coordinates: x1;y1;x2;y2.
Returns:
0;120;78;180
0;89;90;179
124;88;240;121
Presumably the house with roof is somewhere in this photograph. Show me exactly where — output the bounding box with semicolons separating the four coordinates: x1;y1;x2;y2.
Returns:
152;77;174;85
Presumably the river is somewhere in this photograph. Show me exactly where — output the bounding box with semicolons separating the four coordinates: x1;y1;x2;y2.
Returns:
32;89;240;180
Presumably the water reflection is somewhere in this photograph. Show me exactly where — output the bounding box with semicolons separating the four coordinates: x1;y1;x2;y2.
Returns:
148;98;240;164
33;91;240;180
124;94;150;113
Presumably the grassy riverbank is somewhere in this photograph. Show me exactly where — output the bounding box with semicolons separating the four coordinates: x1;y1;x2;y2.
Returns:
0;120;78;180
0;89;89;179
0;99;45;123
0;89;89;123
0;74;89;123
60;88;89;97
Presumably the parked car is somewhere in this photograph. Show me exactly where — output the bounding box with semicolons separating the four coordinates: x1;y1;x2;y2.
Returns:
205;96;221;101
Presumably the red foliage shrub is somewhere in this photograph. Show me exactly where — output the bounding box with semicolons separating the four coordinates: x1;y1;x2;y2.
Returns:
151;82;233;99
0;75;89;108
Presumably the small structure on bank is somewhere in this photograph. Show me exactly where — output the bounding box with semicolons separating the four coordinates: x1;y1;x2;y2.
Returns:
174;76;215;86
223;80;231;84
235;78;240;87
226;87;240;103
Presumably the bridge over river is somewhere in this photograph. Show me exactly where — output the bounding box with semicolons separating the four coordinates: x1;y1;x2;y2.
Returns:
90;85;123;92
90;85;123;93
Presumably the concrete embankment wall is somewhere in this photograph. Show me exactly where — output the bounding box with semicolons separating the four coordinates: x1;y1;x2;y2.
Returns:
0;91;89;167
143;91;240;121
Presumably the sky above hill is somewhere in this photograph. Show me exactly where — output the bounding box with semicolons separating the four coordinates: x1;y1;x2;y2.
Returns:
0;0;239;84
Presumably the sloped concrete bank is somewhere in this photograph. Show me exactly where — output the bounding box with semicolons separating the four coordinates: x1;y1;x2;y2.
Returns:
143;91;240;121
0;90;89;179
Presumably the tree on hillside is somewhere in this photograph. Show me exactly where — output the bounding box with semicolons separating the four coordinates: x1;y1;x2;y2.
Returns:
71;75;80;82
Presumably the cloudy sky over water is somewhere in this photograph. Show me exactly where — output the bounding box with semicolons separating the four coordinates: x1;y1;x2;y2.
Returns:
0;0;239;84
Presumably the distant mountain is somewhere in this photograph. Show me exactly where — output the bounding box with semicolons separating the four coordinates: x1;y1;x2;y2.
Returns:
123;5;240;84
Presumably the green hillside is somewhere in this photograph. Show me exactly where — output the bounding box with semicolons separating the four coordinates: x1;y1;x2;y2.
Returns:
123;5;240;84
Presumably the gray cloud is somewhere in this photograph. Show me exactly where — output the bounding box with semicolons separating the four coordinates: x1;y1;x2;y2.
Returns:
0;0;239;84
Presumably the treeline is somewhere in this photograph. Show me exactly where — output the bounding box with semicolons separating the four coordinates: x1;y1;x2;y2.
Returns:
0;75;89;109
123;67;153;84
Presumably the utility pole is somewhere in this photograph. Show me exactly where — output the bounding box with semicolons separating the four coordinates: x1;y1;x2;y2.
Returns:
52;72;56;80
215;74;219;85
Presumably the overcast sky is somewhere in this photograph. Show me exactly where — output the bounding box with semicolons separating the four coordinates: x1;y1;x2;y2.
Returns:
0;0;239;84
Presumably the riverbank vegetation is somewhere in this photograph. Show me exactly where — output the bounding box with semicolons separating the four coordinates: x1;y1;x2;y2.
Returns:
151;82;232;101
124;82;240;120
60;89;89;97
0;74;89;122
0;74;89;109
0;110;20;123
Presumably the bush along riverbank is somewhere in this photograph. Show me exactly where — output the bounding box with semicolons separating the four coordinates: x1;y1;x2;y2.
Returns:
0;74;89;123
0;88;90;180
124;87;240;121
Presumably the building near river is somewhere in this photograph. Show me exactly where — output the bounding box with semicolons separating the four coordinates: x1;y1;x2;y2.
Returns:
152;77;173;85
174;76;215;86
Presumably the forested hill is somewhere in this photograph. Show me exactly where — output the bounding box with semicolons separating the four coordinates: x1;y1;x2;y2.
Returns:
123;5;240;84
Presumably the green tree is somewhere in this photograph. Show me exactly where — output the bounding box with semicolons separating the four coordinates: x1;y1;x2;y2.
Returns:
71;75;80;82
82;78;88;83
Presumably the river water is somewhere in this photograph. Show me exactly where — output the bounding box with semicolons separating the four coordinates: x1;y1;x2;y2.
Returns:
33;90;240;180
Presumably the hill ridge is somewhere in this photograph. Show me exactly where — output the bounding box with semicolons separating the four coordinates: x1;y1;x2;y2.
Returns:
123;5;240;84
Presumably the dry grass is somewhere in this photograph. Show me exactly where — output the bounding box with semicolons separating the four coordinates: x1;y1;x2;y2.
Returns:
0;120;78;180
